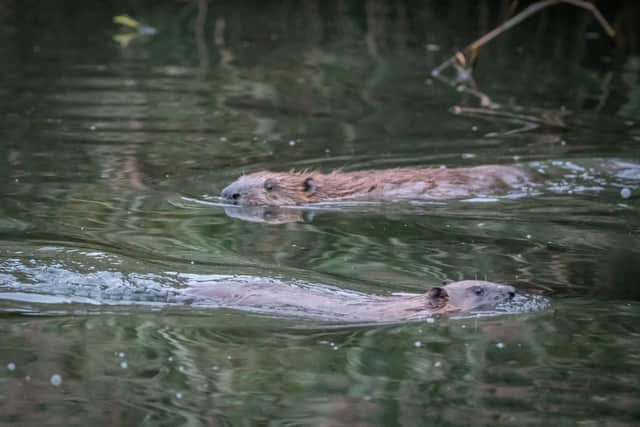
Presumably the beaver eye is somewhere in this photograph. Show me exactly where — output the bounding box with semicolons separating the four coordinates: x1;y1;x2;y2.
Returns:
264;179;275;192
472;287;485;296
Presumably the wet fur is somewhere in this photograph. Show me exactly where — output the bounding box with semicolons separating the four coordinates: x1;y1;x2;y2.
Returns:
221;165;532;205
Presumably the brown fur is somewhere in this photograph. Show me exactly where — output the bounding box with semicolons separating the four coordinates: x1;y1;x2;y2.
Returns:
184;280;516;322
221;165;532;205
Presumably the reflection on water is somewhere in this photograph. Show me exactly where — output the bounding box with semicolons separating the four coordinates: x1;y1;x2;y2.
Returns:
1;304;639;426
1;0;640;425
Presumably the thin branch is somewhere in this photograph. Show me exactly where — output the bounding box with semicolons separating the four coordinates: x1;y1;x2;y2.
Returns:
432;0;615;82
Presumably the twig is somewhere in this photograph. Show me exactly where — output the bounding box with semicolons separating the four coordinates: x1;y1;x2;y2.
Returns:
432;0;615;83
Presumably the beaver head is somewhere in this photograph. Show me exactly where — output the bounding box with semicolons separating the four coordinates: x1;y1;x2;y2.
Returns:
221;171;318;206
378;280;517;321
435;280;516;312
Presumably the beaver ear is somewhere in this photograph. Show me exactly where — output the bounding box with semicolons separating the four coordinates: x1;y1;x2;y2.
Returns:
303;177;317;194
264;178;277;192
427;286;449;309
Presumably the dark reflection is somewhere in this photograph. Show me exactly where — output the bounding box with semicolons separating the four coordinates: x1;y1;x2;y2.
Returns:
224;205;316;224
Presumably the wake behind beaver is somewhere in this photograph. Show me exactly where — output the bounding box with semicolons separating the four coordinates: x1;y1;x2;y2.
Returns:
0;259;521;322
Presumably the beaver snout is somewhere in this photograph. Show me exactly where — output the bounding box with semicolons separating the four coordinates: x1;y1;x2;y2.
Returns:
508;290;516;299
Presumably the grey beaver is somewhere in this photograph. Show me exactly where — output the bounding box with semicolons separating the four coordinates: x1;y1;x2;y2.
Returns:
185;280;517;322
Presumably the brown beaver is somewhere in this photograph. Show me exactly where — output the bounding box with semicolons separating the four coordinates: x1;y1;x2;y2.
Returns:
221;165;533;205
184;280;517;322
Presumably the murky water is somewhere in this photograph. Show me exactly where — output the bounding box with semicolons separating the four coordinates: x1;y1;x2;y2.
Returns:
1;1;640;425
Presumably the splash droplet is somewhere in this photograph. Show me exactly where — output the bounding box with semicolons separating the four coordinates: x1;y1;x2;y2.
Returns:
50;374;62;386
620;188;632;199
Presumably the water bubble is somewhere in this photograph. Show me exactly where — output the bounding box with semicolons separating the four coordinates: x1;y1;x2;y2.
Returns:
434;361;442;368
118;352;125;358
175;392;183;399
120;361;128;369
7;362;16;371
496;342;505;349
426;317;435;324
288;140;296;146
414;341;422;348
620;188;632;199
50;374;62;386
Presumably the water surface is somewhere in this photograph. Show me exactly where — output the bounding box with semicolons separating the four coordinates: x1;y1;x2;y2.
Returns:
1;1;640;425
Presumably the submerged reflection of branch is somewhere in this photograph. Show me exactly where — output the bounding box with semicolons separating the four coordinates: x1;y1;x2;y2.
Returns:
195;0;209;68
431;0;615;135
450;105;570;135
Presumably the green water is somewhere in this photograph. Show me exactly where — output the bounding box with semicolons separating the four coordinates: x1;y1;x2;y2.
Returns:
1;1;640;425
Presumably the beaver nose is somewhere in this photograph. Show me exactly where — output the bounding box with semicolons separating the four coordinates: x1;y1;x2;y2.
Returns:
221;186;242;203
222;191;241;202
508;291;516;299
